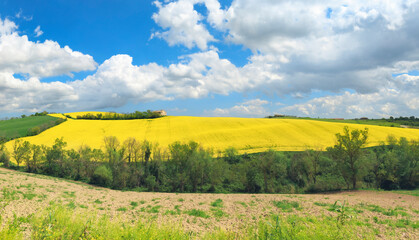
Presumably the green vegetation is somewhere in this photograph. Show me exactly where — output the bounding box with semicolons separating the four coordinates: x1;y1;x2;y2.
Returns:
185;209;210;218
266;115;419;128
1;127;418;193
272;200;301;212
0;114;65;142
0;203;391;239
210;199;223;208
72;110;164;120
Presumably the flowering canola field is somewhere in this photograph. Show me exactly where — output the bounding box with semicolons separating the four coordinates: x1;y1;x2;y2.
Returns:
5;115;419;154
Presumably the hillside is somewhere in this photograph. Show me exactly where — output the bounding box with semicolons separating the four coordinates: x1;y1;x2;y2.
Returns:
4;115;419;153
0;115;62;141
0;168;417;239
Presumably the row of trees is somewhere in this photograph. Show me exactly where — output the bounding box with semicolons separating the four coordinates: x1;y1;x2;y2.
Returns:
70;110;163;120
0;127;417;193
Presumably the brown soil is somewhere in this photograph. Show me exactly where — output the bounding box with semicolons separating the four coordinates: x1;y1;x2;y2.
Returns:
0;168;417;239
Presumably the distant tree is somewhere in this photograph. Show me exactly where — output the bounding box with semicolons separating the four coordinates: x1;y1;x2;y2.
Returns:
103;136;120;164
124;137;137;163
31;144;43;173
327;126;369;189
0;143;10;167
12;139;26;168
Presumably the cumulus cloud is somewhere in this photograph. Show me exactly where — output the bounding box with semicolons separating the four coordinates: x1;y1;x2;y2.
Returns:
204;99;271;117
0;18;97;78
2;1;419;118
278;74;419;118
151;0;220;50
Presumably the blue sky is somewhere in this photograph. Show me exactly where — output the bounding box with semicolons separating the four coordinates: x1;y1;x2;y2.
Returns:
0;0;418;118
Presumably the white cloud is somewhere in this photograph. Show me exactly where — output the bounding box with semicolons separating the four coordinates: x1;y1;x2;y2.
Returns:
204;98;270;117
151;0;217;50
278;74;419;118
34;25;43;37
0;19;97;78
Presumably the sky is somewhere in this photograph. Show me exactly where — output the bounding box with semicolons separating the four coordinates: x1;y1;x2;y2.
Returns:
0;0;418;119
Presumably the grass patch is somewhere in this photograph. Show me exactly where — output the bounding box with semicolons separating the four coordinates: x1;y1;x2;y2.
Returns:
66;201;76;209
22;192;37;200
234;201;248;208
93;199;103;204
210;199;223;208
62;191;76;198
147;205;161;213
272;200;301;212
184;209;210;218
314;202;328;207
390;189;419;197
117;207;127;212
0;115;62;139
2;188;19;200
211;208;227;218
130;201;138;208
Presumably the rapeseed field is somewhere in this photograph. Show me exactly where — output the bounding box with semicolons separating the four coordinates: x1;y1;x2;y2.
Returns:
5;114;419;155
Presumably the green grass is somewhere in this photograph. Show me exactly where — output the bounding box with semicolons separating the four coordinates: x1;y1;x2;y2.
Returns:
22;192;37;200
117;207;127;212
0;115;60;139
184;209;210;218
390;189;419;197
272;200;301;212
0;202;410;239
274;116;403;128
210;198;223;208
234;201;248;207
210;208;227;218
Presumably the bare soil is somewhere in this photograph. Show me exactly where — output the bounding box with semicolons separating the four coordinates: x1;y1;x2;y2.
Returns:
0;168;417;239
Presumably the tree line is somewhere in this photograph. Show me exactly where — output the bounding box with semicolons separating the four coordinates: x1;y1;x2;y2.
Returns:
0;126;417;193
69;110;164;120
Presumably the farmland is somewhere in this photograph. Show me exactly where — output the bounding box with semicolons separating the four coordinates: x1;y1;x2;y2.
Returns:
0;168;417;239
0;115;63;141
4;115;419;154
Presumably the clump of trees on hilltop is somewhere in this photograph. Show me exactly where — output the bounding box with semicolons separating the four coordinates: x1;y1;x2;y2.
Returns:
0;127;417;193
69;110;163;120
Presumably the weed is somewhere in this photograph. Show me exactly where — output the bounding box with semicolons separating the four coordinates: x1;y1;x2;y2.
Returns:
117;207;127;212
234;201;248;207
211;208;227;218
185;209;210;218
22;192;37;200
130;201;138;208
210;199;223;208
314;202;328;207
272;200;301;212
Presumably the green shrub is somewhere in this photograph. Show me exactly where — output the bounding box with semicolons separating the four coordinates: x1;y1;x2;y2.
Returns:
91;165;113;187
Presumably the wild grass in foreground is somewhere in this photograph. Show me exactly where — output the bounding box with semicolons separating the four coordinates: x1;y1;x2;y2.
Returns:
0;203;385;240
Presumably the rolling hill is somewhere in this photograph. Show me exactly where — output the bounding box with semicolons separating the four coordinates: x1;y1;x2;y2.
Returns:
4;114;419;154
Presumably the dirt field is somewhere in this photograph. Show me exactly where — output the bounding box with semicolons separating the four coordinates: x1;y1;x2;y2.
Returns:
0;168;417;239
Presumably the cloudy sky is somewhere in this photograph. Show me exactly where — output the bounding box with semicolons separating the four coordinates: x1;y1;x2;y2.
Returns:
0;0;418;118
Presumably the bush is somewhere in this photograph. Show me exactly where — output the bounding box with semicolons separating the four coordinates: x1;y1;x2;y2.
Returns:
0;151;10;168
91;165;113;187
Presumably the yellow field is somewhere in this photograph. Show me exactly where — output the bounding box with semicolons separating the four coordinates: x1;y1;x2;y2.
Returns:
4;115;419;155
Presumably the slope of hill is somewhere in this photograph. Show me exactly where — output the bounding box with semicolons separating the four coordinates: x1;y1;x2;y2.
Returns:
0;167;417;239
0;115;62;141
4;115;419;153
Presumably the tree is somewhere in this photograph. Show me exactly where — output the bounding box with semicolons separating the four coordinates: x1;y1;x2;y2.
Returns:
103;136;120;164
328;126;368;189
123;137;137;163
13;139;31;168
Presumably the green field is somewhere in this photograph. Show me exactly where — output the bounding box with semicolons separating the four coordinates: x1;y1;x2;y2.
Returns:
0;116;60;140
269;117;406;128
